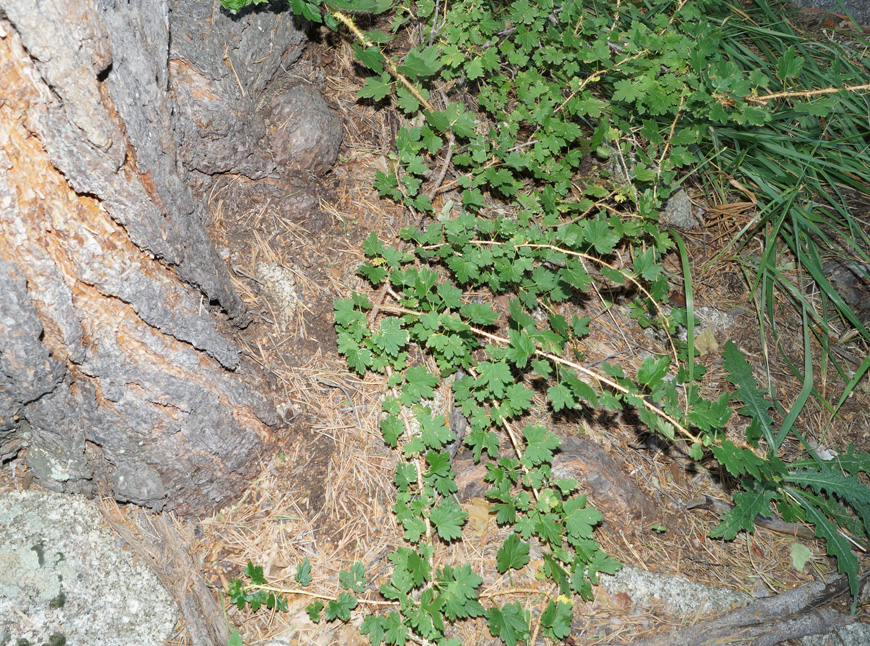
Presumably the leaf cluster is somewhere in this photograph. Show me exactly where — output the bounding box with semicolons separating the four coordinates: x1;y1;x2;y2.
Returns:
712;342;870;604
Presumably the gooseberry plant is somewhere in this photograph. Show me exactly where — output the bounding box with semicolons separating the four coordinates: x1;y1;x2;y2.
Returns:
223;0;870;641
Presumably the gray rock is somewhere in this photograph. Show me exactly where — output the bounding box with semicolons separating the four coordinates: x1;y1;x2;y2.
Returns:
600;565;870;645
790;1;870;26
0;490;177;646
600;564;751;616
660;188;697;230
800;621;870;646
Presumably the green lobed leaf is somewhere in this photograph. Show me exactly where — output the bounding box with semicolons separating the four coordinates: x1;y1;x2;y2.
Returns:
636;355;670;389
400;366;439;405
409;589;446;637
418;407;455;450
339;562;367;594
430;498;467;542
562;370;598;408
710;486;777;540
711;440;768;480
496;533;530;573
475;361;514;400
288;0;322;23
437;564;485;621
383;610;409;645
306;600;323;622
381;416;404;447
540;600;573;641
548;381;574;413
372;318;409;357
244;561;266;585
722;341;778;451
295;557;312;587
460;302;500;325
487;602;530;646
399;46;441;80
361;615;386;646
563;495;603;544
324;592;358;622
505;329;536;368
583;217;621;254
521;424;561;467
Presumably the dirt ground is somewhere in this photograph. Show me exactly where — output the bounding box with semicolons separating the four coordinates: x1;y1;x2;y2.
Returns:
189;32;870;646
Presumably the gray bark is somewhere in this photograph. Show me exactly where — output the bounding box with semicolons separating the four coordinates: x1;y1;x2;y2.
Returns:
168;0;309;179
0;0;327;515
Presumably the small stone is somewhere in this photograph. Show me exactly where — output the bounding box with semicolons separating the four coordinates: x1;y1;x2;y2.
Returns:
660;188;697;230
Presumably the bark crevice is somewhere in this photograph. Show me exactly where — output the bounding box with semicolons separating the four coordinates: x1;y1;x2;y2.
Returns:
0;0;326;515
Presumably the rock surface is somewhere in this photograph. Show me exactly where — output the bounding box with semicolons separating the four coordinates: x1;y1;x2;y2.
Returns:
790;0;870;25
0;490;177;646
600;564;870;645
659;188;696;230
600;563;750;616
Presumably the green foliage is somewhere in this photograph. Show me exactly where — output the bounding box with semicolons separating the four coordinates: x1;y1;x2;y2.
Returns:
227;562;290;613
219;0;270;13
340;562;368;593
487;602;530;646
296;557;313;586
220;0;870;641
496;534;530;574
722;341;779;452
715;341;870;603
326;592;359;621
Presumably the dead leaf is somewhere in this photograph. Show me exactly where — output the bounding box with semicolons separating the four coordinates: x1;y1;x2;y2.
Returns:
466;497;490;537
613;591;634;611
695;327;719;356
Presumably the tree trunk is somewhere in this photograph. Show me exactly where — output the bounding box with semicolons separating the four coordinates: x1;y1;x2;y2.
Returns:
0;0;320;515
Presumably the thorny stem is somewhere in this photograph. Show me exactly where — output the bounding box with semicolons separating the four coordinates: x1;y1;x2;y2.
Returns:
242;584;394;606
746;82;870;103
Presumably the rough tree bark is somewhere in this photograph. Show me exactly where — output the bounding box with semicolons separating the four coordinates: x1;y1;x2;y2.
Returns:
0;0;335;515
